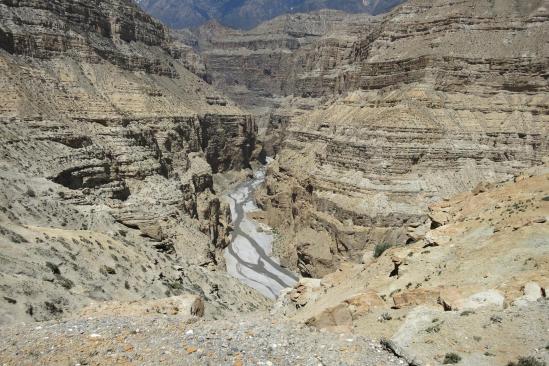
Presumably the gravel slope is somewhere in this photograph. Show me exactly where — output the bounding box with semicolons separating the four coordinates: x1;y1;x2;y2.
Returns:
0;313;405;365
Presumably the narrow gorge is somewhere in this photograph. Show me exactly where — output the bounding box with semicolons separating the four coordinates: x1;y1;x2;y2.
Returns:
224;162;298;299
0;0;548;365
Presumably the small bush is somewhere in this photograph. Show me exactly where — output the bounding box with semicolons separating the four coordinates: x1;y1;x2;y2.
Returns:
378;312;392;322
45;262;61;275
460;310;475;316
490;315;503;323
374;242;393;258
26;187;36;197
57;276;74;290
425;324;441;333
443;353;462;364
507;356;546;366
100;265;116;276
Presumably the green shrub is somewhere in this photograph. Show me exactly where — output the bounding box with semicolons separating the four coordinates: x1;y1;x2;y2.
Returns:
507;356;546;366
374;242;393;258
443;353;462;364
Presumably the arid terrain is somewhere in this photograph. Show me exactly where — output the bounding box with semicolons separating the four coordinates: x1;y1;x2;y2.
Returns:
0;0;548;365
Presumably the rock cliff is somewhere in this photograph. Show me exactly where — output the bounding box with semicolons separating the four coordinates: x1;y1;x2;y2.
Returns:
0;0;547;364
273;164;549;365
195;0;549;276
0;0;268;325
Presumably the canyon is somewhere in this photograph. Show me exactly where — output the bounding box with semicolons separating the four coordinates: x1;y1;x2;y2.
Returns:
191;0;549;277
0;0;269;324
0;0;548;365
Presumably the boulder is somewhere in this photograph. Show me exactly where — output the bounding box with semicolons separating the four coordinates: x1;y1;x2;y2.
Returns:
386;305;442;366
305;303;353;330
288;278;323;307
472;181;494;195
461;290;505;310
392;289;440;309
513;282;544;307
295;228;335;277
437;287;465;311
344;291;385;316
523;282;543;301
139;222;164;241
362;251;375;266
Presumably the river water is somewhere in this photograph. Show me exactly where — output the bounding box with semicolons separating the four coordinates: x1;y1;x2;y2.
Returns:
223;162;298;299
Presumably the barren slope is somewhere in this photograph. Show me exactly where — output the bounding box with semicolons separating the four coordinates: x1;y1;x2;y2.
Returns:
0;0;268;325
274;166;549;365
240;0;549;275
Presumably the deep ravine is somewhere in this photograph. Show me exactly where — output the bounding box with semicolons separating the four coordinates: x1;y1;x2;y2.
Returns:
224;161;298;299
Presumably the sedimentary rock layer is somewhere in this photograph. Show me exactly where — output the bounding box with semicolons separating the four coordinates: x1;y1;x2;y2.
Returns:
195;0;549;276
273;166;549;366
0;0;268;324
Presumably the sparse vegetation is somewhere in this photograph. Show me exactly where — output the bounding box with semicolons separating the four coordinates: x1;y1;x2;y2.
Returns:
443;353;462;364
165;280;184;291
56;276;74;290
45;262;61;275
460;310;475;316
100;265;116;276
374;242;393;258
425;323;441;334
26;187;36;197
378;312;392;322
507;356;546;366
490;315;502;323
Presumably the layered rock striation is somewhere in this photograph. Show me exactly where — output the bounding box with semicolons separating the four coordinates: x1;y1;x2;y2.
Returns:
0;0;268;325
194;0;549;276
273;165;549;366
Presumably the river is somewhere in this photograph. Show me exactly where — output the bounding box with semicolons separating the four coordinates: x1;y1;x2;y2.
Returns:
223;161;298;299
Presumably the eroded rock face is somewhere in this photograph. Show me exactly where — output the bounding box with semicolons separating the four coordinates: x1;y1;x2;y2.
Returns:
274;167;549;365
198;0;549;274
0;0;268;325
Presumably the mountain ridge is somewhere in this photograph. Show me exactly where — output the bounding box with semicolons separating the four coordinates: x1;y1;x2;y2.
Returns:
137;0;406;29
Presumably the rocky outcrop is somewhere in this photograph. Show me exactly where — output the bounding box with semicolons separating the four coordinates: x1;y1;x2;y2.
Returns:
0;0;268;325
195;11;375;109
195;0;549;275
273;166;549;365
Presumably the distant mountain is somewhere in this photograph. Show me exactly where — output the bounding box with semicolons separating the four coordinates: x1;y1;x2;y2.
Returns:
137;0;406;29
